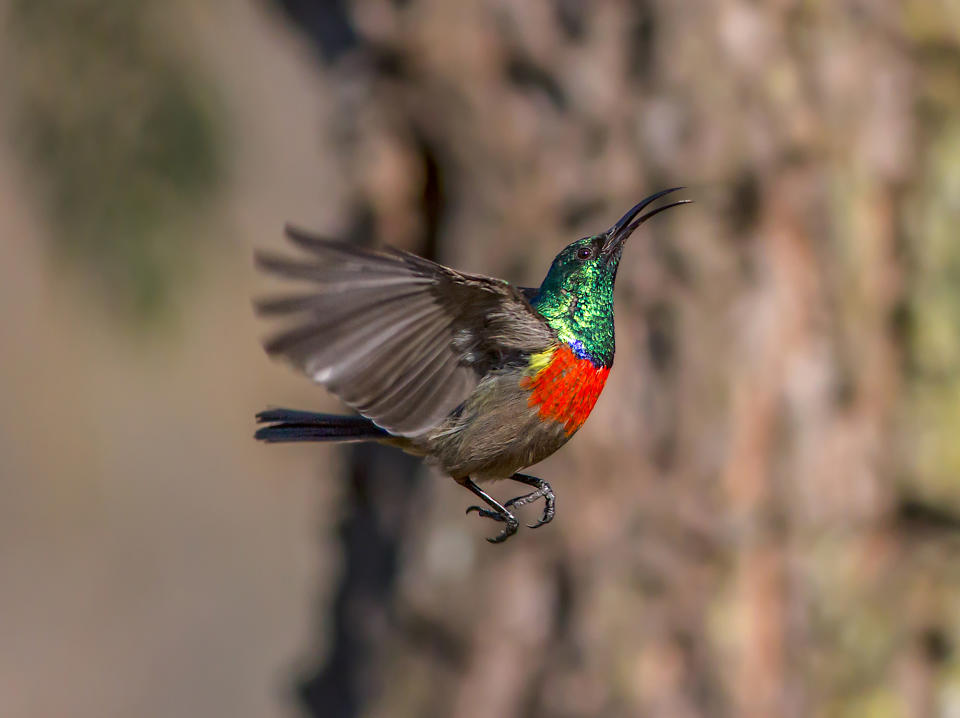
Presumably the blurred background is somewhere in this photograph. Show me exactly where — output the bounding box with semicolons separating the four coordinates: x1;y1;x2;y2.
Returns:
3;1;960;717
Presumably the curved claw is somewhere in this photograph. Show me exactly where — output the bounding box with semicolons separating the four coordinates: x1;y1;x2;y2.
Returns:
466;505;501;520
486;518;519;543
527;500;556;529
466;505;519;542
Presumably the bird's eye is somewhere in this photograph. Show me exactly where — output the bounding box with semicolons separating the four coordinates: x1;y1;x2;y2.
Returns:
576;246;594;260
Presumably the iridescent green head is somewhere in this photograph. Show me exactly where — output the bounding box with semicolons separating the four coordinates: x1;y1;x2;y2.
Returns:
531;188;690;368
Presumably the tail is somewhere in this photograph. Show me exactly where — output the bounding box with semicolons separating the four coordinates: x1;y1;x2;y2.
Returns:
255;408;388;443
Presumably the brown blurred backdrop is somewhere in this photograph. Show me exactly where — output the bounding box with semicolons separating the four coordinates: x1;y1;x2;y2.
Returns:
3;1;960;717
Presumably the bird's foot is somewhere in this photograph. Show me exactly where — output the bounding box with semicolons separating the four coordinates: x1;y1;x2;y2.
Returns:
465;505;519;543
505;474;555;529
460;477;520;543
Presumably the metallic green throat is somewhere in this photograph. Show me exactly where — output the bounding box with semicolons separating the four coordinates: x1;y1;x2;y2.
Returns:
531;238;616;368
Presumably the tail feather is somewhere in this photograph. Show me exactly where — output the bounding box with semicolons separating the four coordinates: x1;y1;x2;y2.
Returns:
255;408;388;443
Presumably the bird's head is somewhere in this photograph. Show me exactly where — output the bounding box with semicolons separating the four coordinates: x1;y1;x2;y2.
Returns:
530;188;689;365
535;188;690;306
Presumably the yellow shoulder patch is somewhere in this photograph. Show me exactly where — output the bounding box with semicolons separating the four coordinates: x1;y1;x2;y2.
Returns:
526;345;558;376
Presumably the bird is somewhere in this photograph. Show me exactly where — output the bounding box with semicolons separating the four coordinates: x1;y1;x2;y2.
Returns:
254;188;690;542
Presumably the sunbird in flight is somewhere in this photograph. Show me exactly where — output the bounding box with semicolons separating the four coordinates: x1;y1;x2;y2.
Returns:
255;188;690;542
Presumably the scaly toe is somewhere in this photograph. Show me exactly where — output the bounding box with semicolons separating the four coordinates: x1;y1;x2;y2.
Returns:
504;489;545;510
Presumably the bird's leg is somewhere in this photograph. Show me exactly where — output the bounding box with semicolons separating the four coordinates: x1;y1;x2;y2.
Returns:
504;473;555;529
461;477;519;544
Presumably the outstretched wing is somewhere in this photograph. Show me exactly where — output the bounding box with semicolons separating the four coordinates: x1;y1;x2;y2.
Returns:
255;226;556;437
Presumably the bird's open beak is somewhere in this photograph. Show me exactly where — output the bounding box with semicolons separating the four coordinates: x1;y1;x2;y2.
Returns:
602;187;691;260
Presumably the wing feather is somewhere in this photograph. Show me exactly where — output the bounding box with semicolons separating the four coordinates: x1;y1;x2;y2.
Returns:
256;227;555;436
332;317;450;391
